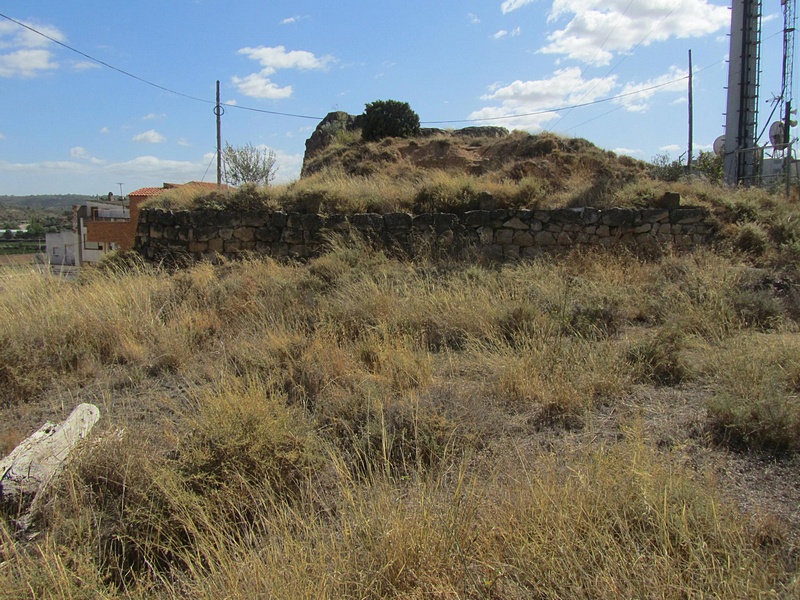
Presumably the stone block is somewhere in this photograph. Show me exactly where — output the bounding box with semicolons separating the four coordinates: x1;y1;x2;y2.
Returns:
513;231;534;247
412;213;435;229
325;214;350;231
351;213;385;231
384;212;412;230
188;241;208;253
582;208;601;225
282;228;304;244
300;213;325;231
241;212;269;228
601;208;635;227
464;210;491;227
255;226;281;242
219;227;234;240
551;208;584;223
672;208;705;224
504;245;521;259
534;231;557;246
434;213;459;233
503;216;528;230
233;227;255;242
208;237;224;252
494;228;514;245
269;211;288;228
557;232;572;245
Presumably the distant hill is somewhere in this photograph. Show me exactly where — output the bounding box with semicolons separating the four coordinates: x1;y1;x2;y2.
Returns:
0;194;96;210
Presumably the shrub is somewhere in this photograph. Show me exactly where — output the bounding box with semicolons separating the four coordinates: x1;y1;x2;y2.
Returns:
361;100;420;142
733;222;769;255
626;327;692;386
650;153;685;182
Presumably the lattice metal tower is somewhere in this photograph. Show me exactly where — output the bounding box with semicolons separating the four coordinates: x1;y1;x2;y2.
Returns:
723;0;763;184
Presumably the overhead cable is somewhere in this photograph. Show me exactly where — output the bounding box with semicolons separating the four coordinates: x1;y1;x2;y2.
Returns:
0;11;725;127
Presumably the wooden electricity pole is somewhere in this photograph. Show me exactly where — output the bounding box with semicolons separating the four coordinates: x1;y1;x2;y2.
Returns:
688;49;693;174
216;80;222;188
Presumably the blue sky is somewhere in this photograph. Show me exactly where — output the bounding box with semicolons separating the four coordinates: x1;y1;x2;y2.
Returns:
0;1;794;195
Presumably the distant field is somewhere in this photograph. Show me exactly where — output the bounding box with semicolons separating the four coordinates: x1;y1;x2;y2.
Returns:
0;240;44;255
0;253;37;266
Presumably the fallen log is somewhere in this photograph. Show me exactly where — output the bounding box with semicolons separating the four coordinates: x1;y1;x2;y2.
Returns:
0;403;100;532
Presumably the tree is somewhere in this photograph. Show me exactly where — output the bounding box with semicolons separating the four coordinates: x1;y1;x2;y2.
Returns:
361;100;420;142
222;142;278;187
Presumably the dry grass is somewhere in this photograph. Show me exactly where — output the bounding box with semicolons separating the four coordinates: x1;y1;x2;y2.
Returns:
2;201;800;596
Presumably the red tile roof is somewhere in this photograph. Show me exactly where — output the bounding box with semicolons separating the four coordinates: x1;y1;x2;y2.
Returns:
129;181;225;198
128;187;166;198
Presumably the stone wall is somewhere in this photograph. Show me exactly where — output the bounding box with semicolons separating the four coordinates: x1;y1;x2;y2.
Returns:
134;206;716;262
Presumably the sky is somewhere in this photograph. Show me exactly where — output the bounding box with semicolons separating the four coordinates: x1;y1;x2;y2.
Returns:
0;0;795;196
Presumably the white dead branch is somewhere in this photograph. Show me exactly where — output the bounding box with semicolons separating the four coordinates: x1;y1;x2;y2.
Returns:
0;403;100;533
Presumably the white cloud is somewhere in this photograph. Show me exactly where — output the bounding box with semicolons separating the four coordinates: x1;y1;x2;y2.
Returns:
237;45;334;74
493;27;521;39
0;132;5;140
280;15;308;25
70;146;106;164
142;112;166;121
613;65;687;112
0;20;65;78
659;144;682;153
233;45;335;100
468;13;481;24
72;61;99;71
177;138;191;147
0;153;214;194
132;130;166;143
613;147;641;156
70;146;90;159
100;127;110;134
501;0;537;14
471;67;617;131
0;49;58;78
272;149;304;183
539;0;730;65
231;73;293;100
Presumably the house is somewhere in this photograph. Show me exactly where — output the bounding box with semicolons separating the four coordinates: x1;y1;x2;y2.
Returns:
44;230;78;266
71;182;221;265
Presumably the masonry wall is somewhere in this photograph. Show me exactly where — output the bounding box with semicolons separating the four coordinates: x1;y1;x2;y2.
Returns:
134;206;716;262
86;197;145;252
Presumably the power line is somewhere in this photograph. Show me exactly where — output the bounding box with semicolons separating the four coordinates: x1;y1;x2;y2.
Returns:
0;12;324;121
0;11;727;129
421;74;693;125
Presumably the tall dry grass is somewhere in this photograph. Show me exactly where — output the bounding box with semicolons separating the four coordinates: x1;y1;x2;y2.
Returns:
1;234;799;597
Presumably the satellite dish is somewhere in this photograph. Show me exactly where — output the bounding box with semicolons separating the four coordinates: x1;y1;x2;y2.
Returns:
769;121;787;150
713;135;725;157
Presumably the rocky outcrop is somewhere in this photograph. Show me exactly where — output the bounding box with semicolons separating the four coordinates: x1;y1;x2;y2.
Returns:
302;111;364;176
301;112;511;178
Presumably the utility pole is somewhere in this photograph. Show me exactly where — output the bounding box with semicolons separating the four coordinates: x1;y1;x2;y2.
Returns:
216;80;223;188
688;49;693;175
